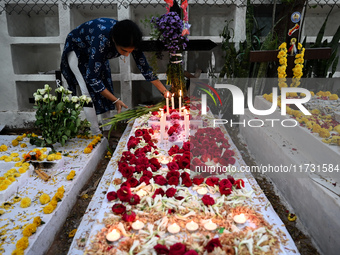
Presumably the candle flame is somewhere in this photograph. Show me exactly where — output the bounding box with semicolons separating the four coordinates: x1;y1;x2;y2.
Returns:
179;90;182;96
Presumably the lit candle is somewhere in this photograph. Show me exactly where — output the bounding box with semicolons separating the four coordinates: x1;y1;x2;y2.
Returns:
204;220;217;231
159;156;170;165
197;187;208;195
106;229;120;242
184;110;189;139
132;220;145;230
171;93;175;110
166;92;170;115
179;90;182;114
233;213;247;224
167;223;180;234
186;221;198;232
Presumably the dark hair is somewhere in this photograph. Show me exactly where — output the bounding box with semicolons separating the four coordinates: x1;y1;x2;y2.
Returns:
111;20;143;48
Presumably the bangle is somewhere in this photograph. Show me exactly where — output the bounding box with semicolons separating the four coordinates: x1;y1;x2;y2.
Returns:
161;89;167;95
113;98;120;104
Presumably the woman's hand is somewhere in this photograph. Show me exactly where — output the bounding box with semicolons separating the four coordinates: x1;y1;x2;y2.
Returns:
115;100;128;114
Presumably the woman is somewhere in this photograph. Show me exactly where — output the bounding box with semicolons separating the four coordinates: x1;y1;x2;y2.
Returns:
61;18;168;135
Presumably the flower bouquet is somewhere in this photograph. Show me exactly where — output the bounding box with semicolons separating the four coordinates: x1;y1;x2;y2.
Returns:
29;84;91;148
151;0;190;100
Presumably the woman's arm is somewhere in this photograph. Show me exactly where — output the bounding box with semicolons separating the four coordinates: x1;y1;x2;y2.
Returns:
100;88;128;113
151;79;169;98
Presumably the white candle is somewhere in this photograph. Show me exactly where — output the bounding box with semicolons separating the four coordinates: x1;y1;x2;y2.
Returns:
167;223;180;234
106;229;120;242
166;92;170;115
186;221;198;232
197;187;208;195
132;220;145;230
204;220;217;231
184;110;189;139
160;109;165;143
171;93;175;110
233;213;247;224
179;90;182;114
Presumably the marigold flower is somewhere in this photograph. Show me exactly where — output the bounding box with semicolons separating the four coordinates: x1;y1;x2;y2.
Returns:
22;223;37;237
55;154;62;160
0;144;7;152
20;197;31;208
312;124;321;133
66;170;76;181
18;167;27;174
0;184;8;191
84;147;92;154
39;193;50;205
15;237;29;250
12;140;19;146
43;204;55;214
47;154;55;161
319;128;330;138
33;216;42;226
329;94;338;100
11;249;25;255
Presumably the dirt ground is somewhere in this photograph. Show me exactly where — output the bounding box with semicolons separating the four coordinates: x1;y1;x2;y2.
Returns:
2;124;319;255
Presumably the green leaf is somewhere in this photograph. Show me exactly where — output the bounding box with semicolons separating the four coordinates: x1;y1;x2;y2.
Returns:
56;102;64;112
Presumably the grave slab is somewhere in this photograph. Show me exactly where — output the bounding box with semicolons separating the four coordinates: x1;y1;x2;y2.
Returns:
0;135;108;255
240;96;340;255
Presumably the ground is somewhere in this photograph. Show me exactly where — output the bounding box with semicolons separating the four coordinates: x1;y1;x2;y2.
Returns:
1;125;319;255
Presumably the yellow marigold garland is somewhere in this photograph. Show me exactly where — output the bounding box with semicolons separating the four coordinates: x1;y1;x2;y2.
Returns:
277;42;305;90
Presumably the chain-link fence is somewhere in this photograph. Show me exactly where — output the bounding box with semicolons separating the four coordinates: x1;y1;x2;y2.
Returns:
1;0;340;15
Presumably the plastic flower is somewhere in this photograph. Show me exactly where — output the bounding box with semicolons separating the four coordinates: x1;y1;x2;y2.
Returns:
39;193;51;205
20;197;31;208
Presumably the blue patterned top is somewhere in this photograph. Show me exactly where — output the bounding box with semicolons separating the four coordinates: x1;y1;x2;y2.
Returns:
60;18;158;114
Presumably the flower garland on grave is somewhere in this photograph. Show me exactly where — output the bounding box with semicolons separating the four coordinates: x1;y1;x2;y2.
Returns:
277;41;305;91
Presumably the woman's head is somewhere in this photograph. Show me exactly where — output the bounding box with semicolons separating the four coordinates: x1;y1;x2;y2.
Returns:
111;20;143;56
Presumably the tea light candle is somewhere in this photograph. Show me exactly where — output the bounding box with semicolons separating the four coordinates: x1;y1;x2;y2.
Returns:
166;92;170;115
136;189;148;197
197;187;208;195
186;221;198;232
204;220;217;231
167;223;180;234
233;213;247;224
132;220;144;230
171;93;175;110
106;229;120;242
159;156;170;165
